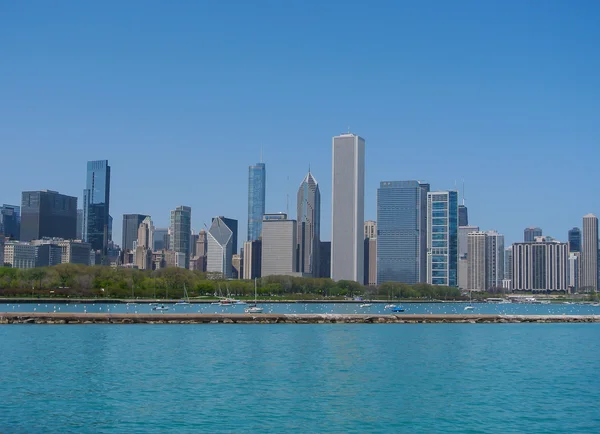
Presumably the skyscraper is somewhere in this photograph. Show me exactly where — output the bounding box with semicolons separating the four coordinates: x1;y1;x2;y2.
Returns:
207;216;234;278
261;213;297;277
504;247;513;281
364;221;377;239
524;227;542;242
467;232;487;291
485;230;505;289
426;191;458;287
214;216;238;255
83;160;111;252
20;191;77;241
122;214;148;251
170;206;192;268
76;209;83;240
458;225;479;289
153;228;168;251
331;133;365;283
247;162;266;242
581;214;598;291
512;240;568;291
297;171;321;276
377;181;430;284
568;227;581;253
458;205;468;227
0;204;21;240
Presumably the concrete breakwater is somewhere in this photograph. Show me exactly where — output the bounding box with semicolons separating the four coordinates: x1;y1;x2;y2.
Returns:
0;312;599;324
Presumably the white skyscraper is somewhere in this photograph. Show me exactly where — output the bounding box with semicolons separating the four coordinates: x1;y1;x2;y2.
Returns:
206;217;234;278
331;133;365;283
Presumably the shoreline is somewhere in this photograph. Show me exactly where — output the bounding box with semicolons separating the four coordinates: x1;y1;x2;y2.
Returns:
1;312;598;324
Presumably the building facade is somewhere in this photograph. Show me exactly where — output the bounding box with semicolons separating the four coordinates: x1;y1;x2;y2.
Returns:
153;228;168;251
206;216;234;278
0;204;21;240
20;190;77;241
512;240;568;292
331;133;365;283
458;225;479;289
364;221;377;240
581;214;598;292
458;204;468;227
247;162;266;242
83;160;111;253
568;227;581;253
261;213;298;277
170;206;191;269
524;227;542;242
467;232;487;291
214;217;238;255
122;214;147;251
242;240;262;279
377;181;430;285
485;231;505;289
568;252;580;292
319;241;331;278
297;171;321;277
426;191;458;287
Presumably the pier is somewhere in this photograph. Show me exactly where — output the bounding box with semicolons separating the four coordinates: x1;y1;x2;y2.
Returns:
0;312;599;324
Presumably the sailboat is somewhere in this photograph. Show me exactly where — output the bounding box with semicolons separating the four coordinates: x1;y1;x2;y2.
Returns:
464;290;474;311
245;278;264;313
175;283;191;305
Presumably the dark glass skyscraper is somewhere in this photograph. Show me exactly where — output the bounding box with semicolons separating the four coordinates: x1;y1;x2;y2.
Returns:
0;204;21;240
170;206;192;268
377;181;430;284
568;227;581;253
524;227;542;242
458;204;468;226
20;190;77;241
122;214;148;251
215;216;238;255
297;171;321;276
83;160;111;252
247;162;266;242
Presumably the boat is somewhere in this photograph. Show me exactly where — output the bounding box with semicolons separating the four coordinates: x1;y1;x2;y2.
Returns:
245;278;264;313
175;283;191;305
152;304;169;311
360;303;373;308
392;306;405;312
385;304;397;309
464;290;475;311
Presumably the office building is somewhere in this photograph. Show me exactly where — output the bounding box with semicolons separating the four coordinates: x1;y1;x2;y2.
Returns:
458;225;479;289
196;229;207;257
319;241;331;278
170;206;192;269
426;191;458;287
377;181;430;285
243;240;262;279
512;239;568;291
504;247;513;280
4;241;62;269
207;216;234;278
30;238;92;265
76;209;83;240
83;160;111;253
364;238;377;286
485;231;505;289
568;252;580;292
297;171;321;276
467;232;487;291
1;204;21;240
213;216;238;255
261;213;298;277
458;204;468;227
153;228;168;251
364;221;377;240
524;227;542;242
247;162;266;241
581;214;598;292
232;254;242;279
21;190;77;241
331;133;365;283
568;227;581;253
122;214;148;251
137;217;153;249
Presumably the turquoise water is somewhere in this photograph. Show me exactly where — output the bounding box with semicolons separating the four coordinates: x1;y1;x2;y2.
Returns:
3;301;600;315
1;324;600;433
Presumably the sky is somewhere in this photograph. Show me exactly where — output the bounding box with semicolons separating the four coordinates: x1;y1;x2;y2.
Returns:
1;0;599;248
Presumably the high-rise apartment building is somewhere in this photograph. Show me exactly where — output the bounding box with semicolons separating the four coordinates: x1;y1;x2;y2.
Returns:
20;191;77;241
504;247;513;280
122;214;148;251
458;225;479;289
297;171;321;277
467;232;487;291
485;231;505;289
170;206;191;269
261;213;297;277
377;181;430;285
331;133;365;283
0;204;21;240
83;160;111;253
524;227;542;242
247;162;266;242
426;191;458;287
512;239;568;291
581;214;598;291
568;227;581;253
207;216;234;278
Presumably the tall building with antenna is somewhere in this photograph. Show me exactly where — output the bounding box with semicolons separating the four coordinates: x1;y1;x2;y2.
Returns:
458;181;468;226
247;157;266;242
297;170;321;277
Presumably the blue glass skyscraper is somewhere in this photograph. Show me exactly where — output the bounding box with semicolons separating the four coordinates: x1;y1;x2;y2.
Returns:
427;191;458;287
247;162;266;241
83;160;111;253
568;227;581;253
376;181;430;284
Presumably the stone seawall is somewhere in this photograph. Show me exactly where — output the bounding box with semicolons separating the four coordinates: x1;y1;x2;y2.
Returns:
0;313;599;324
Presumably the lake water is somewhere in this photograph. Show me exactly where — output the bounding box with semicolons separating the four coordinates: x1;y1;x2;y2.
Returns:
3;301;600;316
1;324;599;433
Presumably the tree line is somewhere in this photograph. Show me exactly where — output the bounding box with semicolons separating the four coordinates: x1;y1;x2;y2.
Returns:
0;264;464;300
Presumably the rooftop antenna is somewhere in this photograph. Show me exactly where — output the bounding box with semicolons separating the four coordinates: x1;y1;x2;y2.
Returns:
260;146;263;164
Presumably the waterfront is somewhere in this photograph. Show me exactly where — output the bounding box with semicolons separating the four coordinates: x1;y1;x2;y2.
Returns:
1;324;599;433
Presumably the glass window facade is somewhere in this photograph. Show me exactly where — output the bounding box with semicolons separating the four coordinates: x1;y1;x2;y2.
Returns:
0;204;21;240
376;181;430;285
427;191;458;287
20;191;77;241
83;160;111;252
247;163;266;242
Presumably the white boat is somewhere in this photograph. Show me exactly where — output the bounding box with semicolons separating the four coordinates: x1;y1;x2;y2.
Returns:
464;290;474;310
152;304;169;311
385;304;397;309
360;303;373;308
175;283;191;305
245;278;264;313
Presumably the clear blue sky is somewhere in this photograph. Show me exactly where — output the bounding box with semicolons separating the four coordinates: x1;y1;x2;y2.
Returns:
2;0;599;248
